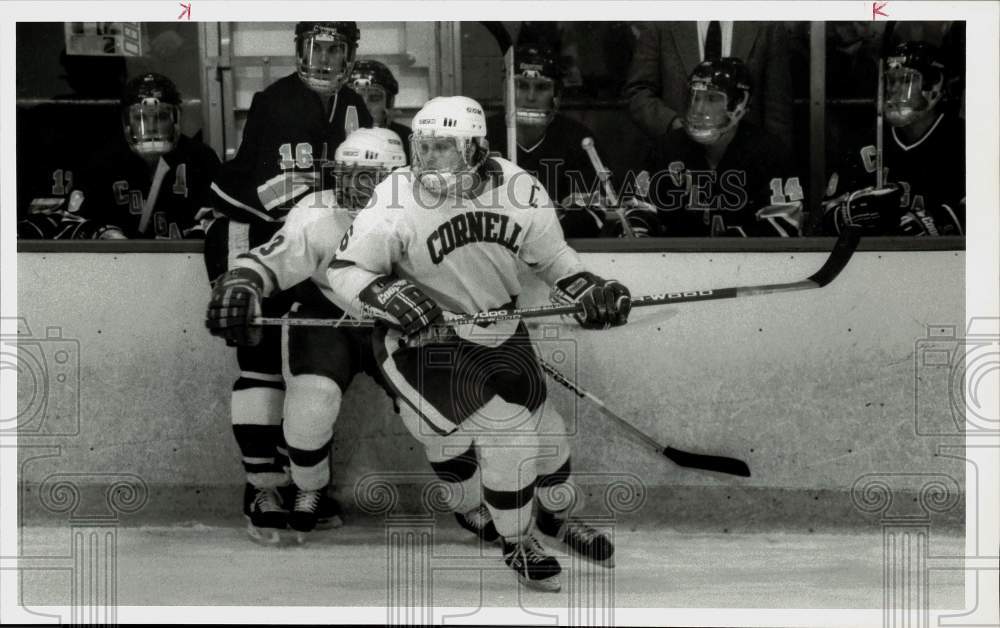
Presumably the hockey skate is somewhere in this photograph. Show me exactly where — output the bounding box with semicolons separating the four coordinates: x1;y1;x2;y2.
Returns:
503;533;562;592
278;485;343;530
243;483;289;546
288;486;323;544
536;509;615;568
454;504;501;545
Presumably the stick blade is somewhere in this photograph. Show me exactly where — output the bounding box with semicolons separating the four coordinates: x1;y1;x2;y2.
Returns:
662;447;751;477
807;228;861;287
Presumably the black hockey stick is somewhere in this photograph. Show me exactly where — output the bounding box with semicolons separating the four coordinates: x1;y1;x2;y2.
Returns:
258;227;861;328
538;357;751;477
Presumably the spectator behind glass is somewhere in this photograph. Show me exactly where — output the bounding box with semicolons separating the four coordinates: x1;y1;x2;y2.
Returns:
486;41;612;238
18;72;220;239
624;22;793;154
622;58;803;238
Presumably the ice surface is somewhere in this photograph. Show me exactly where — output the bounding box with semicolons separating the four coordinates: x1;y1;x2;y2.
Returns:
18;522;964;609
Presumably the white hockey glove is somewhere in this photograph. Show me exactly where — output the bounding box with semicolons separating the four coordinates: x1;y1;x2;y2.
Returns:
359;276;443;336
205;267;264;347
553;271;631;329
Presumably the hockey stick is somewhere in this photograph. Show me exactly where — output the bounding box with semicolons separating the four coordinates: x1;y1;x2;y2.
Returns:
581;137;635;237
537;357;750;477
254;229;861;327
875;22;896;189
480;21;517;166
876;55;885;189
256;228;860;328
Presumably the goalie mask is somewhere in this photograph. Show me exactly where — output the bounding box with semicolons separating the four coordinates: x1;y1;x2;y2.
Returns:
349;60;399;127
410;96;489;197
295;21;360;95
121;73;182;161
884;42;945;128
683;58;751;145
512;44;562;128
333;127;406;214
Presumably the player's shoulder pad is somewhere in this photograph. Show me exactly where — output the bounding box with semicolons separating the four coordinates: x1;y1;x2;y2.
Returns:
284;194;353;232
371;166;414;203
488;157;550;209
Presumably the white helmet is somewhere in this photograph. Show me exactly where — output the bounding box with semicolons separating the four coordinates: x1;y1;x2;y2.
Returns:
334;127;407;169
410;96;489;196
334;128;406;211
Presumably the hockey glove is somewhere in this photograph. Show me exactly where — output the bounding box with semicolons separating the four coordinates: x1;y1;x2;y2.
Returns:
206;267;264;347
359;276;443;336
622;197;661;238
553;271;631;329
824;184;903;235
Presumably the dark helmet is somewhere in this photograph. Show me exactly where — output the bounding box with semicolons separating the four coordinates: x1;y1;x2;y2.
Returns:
883;41;946;127
885;41;945;94
688;57;752;112
120;73;182;159
350;60;399;97
121;72;181;108
294;22;360;93
294;21;360;46
514;43;562;83
684;58;752;144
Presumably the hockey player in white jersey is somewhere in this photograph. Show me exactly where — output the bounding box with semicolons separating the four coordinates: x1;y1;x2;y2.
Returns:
206;128;405;543
328;96;631;591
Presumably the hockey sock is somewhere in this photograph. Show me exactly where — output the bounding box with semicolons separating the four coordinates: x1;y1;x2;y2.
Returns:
428;443;482;513
483;479;537;541
231;379;287;489
535;457;573;536
283;374;341;491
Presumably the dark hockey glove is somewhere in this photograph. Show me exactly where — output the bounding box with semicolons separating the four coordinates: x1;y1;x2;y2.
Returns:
554;271;631;329
824;185;903;235
205;267;264;347
359;276;443;336
622;198;661;237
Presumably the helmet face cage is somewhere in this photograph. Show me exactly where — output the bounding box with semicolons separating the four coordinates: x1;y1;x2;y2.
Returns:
884;61;943;127
296;27;356;92
353;81;392;125
122;98;180;158
410;133;488;195
683;83;746;144
514;75;558;127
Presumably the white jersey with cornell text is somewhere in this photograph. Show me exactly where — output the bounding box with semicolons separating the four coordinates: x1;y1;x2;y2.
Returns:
328;158;584;340
233;189;358;314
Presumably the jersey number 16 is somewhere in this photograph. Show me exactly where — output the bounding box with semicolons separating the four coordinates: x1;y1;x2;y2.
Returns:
279;143;314;170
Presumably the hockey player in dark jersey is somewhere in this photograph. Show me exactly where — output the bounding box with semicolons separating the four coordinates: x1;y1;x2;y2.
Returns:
203;21;371;543
18;73;220;239
207;129;406;544
624;58;802;237
822;42;965;236
349;59;412;164
485;43;609;237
